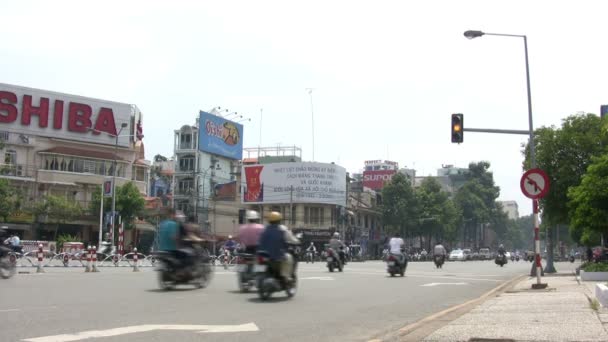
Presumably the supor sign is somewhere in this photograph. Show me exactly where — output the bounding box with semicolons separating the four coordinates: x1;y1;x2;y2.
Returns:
0;83;133;147
363;169;396;190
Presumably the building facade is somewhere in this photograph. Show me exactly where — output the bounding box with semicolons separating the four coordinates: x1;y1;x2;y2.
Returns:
499;200;519;220
0;83;149;244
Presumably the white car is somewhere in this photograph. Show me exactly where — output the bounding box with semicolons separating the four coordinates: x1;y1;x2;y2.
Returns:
449;249;465;261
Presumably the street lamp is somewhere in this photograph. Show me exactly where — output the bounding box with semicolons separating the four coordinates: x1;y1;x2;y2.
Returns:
89;123;129;249
464;30;552;280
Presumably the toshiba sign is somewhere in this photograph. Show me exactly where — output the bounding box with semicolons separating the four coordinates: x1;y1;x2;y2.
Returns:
0;83;133;147
362;169;396;190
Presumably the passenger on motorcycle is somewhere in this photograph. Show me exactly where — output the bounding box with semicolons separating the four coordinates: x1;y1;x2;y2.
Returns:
434;242;447;258
329;232;346;265
238;210;264;254
388;234;405;265
258;211;300;284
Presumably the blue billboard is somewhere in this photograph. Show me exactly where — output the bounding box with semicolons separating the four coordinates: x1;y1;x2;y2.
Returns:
198;111;244;160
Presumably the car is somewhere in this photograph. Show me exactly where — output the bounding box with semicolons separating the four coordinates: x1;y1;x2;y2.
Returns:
463;249;472;261
479;248;491;260
449;249;465;261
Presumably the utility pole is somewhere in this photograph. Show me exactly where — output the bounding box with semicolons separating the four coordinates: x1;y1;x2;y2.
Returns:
289;186;294;225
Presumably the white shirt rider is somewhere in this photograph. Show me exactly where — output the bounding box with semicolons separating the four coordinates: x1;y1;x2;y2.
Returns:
389;237;404;254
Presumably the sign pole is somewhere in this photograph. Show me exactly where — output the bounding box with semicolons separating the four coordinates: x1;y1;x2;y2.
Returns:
533;199;542;286
98;195;104;247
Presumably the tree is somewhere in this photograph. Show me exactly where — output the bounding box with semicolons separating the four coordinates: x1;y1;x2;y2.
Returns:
523;113;608;269
0;179;17;222
568;153;608;246
33;195;83;240
415;177;459;249
90;182;145;230
453;161;502;249
154;154;168;162
381;173;418;238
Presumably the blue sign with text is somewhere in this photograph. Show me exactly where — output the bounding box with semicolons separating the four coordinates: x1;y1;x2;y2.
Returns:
198;111;244;160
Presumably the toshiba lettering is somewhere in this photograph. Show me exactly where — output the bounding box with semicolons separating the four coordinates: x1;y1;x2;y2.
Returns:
0;83;133;147
0;91;118;135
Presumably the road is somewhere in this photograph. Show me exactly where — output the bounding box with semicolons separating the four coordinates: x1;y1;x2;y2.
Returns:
0;259;547;342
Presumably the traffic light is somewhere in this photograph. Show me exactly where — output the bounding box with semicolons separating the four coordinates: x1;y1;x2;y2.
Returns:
451;113;463;143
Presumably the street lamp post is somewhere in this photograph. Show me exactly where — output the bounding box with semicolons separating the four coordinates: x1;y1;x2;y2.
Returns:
464;30;551;284
90;123;129;250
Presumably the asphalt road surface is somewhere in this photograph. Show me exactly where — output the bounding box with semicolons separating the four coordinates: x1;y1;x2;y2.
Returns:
0;259;544;342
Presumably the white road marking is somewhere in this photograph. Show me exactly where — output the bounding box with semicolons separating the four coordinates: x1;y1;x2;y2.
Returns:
421;282;468;287
22;323;259;342
301;276;334;281
0;308;20;312
343;271;502;282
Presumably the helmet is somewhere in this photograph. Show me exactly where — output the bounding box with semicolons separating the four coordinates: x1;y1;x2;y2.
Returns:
175;210;186;223
245;210;260;220
310;242;314;245
268;211;282;223
333;232;340;238
228;235;233;239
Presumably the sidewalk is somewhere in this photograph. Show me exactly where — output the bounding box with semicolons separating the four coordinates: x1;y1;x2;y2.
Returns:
421;275;608;342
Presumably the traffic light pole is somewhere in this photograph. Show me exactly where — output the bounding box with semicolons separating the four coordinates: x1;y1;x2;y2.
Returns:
463;128;529;135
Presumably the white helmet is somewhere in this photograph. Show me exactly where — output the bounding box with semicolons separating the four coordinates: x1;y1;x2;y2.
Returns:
333;232;340;238
175;210;186;223
228;235;233;239
245;210;260;220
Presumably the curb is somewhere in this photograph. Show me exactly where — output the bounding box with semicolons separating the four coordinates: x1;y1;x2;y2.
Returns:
369;274;528;342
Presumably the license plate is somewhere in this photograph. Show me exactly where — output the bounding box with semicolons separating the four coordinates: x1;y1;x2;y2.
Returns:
388;262;395;266
327;257;332;262
254;264;267;273
237;264;247;272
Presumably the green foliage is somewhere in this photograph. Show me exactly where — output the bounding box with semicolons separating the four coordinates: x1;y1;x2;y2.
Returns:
582;262;608;272
90;182;145;230
523;114;607;230
381;173;418;236
33;195;83;224
415;177;459;246
56;233;80;250
0;178;17;221
568;153;608;244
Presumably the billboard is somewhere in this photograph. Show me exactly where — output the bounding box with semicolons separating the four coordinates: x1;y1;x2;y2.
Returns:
363;169;397;190
0;83;133;147
242;162;346;206
198;111;243;160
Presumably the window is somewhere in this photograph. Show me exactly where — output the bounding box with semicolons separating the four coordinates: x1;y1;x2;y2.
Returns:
180;133;192;149
304;207;323;225
179;156;195;171
4;150;16;165
178;179;194;193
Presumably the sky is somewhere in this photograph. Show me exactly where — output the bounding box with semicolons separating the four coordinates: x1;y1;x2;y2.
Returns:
1;0;607;216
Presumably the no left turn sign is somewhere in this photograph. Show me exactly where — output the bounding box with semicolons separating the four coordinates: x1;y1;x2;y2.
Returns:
520;168;550;199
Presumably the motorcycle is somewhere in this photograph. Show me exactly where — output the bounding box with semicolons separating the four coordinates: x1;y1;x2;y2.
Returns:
569;255;575;263
387;252;407;277
154;250;213;290
515;255;520;262
0;245;16;279
255;251;297;300
495;254;508;267
326;248;343;272
236;252;257;292
434;255;445;269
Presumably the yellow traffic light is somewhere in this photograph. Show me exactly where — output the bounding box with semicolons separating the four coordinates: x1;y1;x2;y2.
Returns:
451;114;463;143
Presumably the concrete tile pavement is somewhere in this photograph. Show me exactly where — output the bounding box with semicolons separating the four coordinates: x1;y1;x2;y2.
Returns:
422;276;608;342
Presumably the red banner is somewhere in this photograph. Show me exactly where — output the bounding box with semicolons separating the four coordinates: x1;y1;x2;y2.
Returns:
363;170;396;190
244;165;264;202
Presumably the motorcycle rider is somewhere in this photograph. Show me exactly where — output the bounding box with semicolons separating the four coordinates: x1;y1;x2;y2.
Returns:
306;242;317;259
258;211;300;285
388;233;405;265
159;208;181;262
433;241;447;263
329;232;346;265
497;244;506;256
3;233;21;254
238;210;264;255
